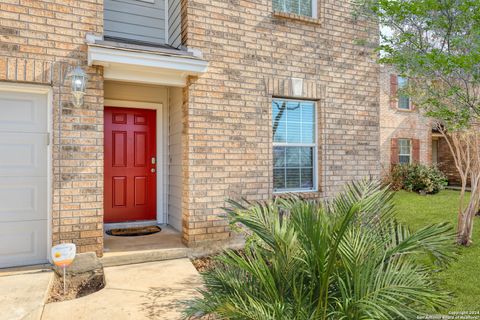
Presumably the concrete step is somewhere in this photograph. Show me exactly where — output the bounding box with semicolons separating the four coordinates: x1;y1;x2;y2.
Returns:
101;247;189;267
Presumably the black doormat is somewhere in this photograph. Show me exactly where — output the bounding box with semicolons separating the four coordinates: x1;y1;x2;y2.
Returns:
106;225;161;237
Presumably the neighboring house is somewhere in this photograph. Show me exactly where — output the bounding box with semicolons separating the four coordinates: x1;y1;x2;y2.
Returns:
0;0;380;268
379;67;460;185
435;131;463;186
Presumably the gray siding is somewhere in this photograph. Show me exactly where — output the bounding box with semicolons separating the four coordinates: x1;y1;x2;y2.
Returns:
168;0;182;48
105;0;166;44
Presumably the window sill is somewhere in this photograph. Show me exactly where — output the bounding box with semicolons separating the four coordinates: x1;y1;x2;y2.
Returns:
272;11;321;25
396;107;415;113
273;190;322;199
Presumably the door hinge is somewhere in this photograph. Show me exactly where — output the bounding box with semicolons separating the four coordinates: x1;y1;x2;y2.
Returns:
46;132;51;146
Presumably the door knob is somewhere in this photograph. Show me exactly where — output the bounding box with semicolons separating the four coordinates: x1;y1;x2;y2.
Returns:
151;168;156;173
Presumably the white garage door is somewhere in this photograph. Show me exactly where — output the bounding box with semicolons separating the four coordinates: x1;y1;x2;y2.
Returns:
0;90;48;268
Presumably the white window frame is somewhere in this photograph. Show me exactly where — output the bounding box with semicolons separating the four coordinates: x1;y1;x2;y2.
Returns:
312;0;318;18
398;138;412;164
397;76;412;110
273;98;318;193
275;0;318;19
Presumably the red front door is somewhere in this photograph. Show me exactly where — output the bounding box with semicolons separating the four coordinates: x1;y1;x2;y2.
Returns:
104;107;157;223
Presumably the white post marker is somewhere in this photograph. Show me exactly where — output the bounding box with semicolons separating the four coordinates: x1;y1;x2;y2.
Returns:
51;243;76;295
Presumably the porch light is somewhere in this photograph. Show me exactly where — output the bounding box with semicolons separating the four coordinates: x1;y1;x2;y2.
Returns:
67;66;88;107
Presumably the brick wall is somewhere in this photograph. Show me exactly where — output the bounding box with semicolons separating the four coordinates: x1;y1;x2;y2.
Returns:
0;0;104;255
1;0;381;253
379;67;432;175
180;0;380;247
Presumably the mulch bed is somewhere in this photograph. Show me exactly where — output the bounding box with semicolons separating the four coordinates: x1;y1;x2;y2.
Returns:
192;250;246;273
46;269;105;303
191;256;218;273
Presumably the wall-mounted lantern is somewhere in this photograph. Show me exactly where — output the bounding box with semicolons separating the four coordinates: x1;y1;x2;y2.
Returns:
66;66;88;107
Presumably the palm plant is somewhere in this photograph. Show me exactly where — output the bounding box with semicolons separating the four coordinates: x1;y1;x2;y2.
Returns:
185;180;457;320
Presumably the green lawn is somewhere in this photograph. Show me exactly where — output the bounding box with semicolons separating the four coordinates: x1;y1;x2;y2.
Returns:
394;190;480;312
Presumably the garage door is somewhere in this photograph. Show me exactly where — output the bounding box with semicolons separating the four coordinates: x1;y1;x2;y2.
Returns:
0;90;48;268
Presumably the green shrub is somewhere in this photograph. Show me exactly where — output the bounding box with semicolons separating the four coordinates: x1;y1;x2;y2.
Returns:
184;180;456;320
387;164;448;194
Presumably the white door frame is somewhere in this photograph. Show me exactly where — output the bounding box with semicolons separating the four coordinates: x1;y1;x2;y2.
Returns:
0;82;53;265
104;99;168;225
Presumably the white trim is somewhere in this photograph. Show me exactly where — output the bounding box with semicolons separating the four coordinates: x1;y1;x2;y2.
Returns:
0;82;53;265
0;82;51;94
88;46;208;72
272;98;318;194
47;89;53;264
104;99;169;224
312;0;318;18
88;45;208;87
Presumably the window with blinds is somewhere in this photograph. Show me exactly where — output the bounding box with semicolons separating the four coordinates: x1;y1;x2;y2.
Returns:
273;99;317;192
398;139;412;164
397;76;411;110
273;0;314;17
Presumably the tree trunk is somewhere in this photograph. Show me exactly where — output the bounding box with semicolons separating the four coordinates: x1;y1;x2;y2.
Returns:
457;208;474;246
456;186;479;246
458;147;480;245
439;127;480;246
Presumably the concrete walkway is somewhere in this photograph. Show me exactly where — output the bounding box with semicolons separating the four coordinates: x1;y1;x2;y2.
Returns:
0;270;52;320
42;259;202;320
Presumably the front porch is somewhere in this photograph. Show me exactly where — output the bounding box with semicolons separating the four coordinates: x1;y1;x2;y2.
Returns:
87;38;208;258
104;225;184;253
101;79;186;260
102;225;188;267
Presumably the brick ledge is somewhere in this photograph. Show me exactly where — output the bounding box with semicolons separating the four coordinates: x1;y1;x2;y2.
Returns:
273;191;323;199
273;11;322;25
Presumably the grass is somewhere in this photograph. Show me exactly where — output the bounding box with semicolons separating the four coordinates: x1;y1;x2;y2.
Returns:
394;189;480;312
